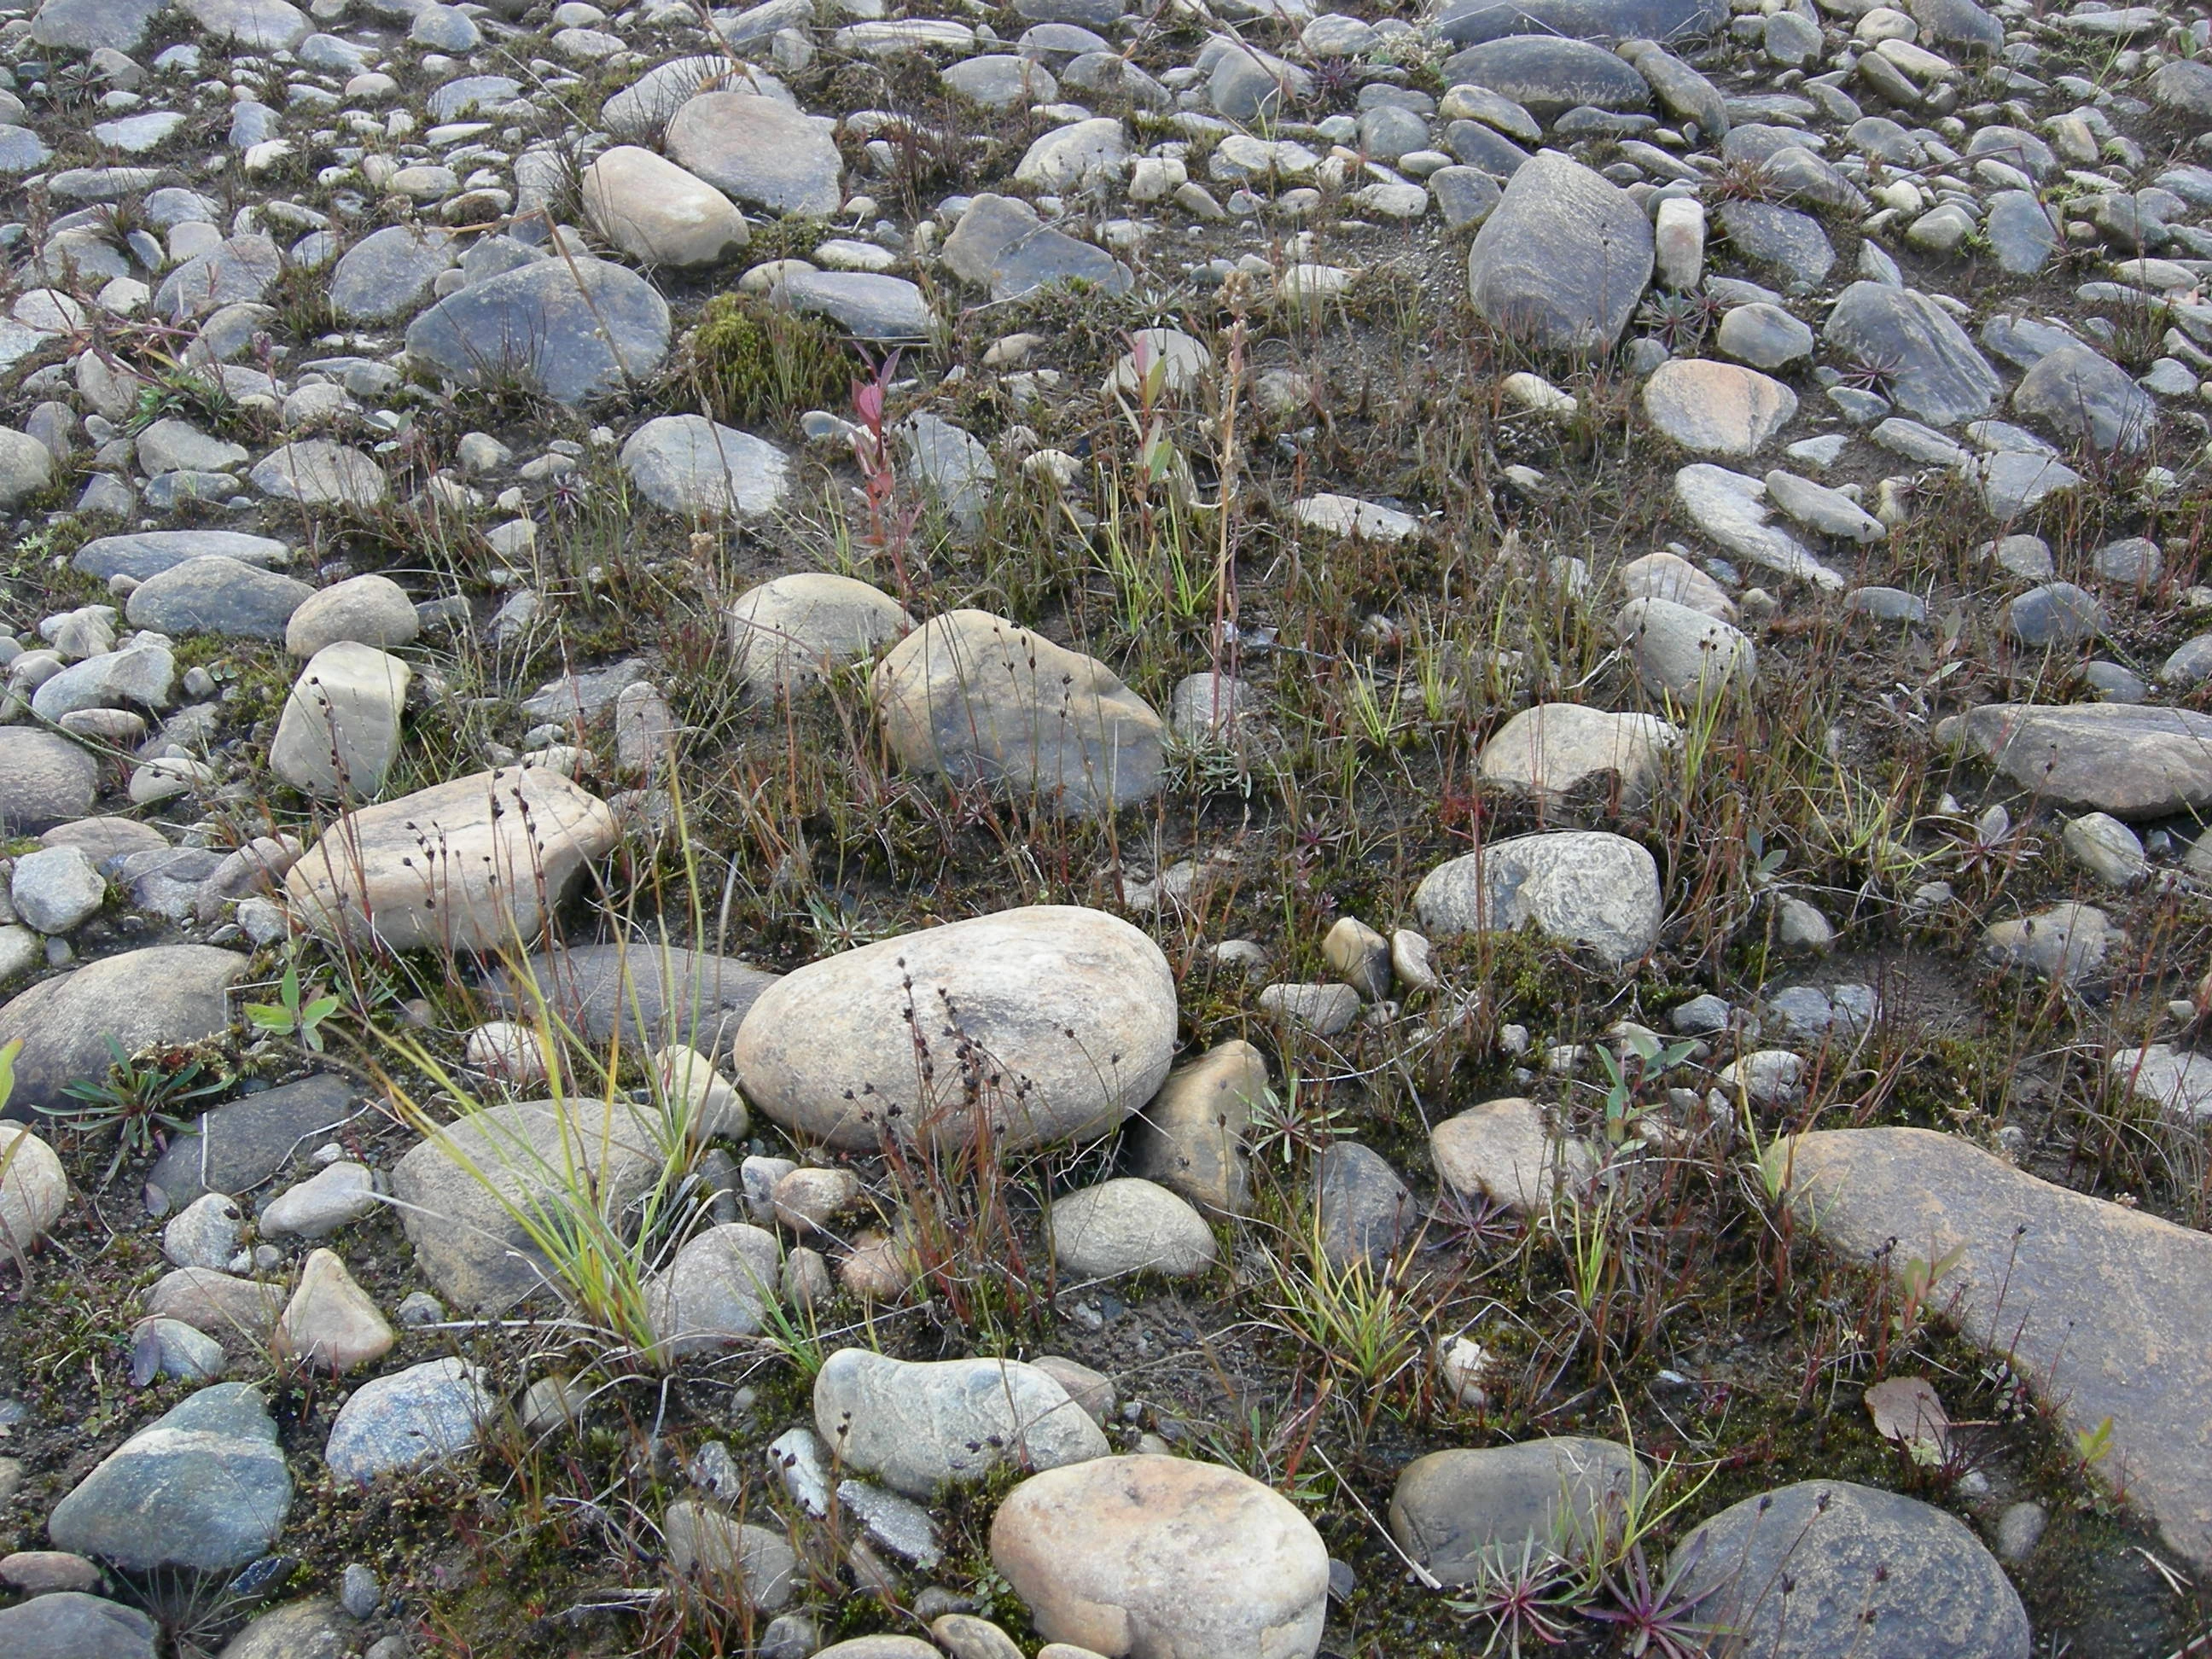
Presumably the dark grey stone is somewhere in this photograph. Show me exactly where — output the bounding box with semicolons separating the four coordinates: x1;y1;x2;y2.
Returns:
1466;152;1653;354
149;1073;370;1208
1390;1438;1642;1583
331;225;457;323
2006;581;2104;648
485;942;778;1063
1984;189;2059;275
1671;1478;2029;1657
774;271;932;341
123;556;317;641
1315;1142;1413;1269
1823;281;2000;425
1433;0;1726;46
1441;37;1651;118
405;255;671;405
1444;119;1534;176
2014;342;2158;453
1715;200;1835;292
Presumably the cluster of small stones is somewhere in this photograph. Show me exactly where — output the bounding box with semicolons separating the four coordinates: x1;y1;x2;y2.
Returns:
2;0;2212;1647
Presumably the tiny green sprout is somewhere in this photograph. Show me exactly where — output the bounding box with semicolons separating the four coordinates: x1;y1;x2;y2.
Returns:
2075;1416;2115;1470
1598;1030;1700;1146
244;963;343;1053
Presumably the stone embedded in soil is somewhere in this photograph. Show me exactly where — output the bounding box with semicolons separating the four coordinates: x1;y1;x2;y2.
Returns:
2012;342;2159;455
0;729;99;832
485;943;777;1068
211;1598;355;1659
1980;901;2120;987
734;905;1175;1152
1670;1478;2029;1659
145;1267;287;1340
873;609;1165;815
1125;1039;1267;1215
1430;1097;1593;1214
1465;153;1653;356
1050;1177;1216;1278
0;944;245;1116
725;573;912;700
1431;0;1727;45
1315;1141;1414;1268
1642;358;1798;456
644;1222;782;1357
813;1349;1109;1498
1390;1438;1643;1585
282;767;619;954
324;1357;492;1482
274;1248;394;1372
285;574;419;658
1822;282;2001;427
149;1072;368;1208
48;1382;291;1572
1479;702;1679;806
1672;463;1843;591
269;642;412;800
582;146;749;269
665;90;843;216
1953;703;2212;819
1774;1127;2212;1572
991;1453;1330;1659
620;414;791;520
1617;595;1757;699
0;1123;67;1250
389;1096;665;1310
405;256;672;405
0;1592;160;1659
1415;830;1663;966
662;1501;797;1607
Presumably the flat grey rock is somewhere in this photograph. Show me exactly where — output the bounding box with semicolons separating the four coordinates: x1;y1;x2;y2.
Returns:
1433;0;1726;44
73;530;290;582
1441;36;1650;116
406;256;671;404
620;414;791;519
331;225;457;323
150;1073;369;1208
1415;831;1662;964
1958;703;2212;819
813;1348;1108;1497
1824;282;2000;426
774;271;932;341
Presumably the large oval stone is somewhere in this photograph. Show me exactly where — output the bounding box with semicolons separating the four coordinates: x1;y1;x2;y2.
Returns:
731;905;1176;1150
991;1454;1330;1659
405;256;670;405
282;767;618;954
814;1348;1109;1496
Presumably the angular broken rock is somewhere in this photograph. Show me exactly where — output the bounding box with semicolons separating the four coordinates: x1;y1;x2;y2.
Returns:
1773;1126;2212;1571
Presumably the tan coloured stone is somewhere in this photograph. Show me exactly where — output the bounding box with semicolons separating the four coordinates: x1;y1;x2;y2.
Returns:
283;767;618;953
274;1248;395;1372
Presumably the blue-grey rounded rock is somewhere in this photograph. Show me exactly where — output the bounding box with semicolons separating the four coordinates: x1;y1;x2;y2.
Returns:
405;256;671;404
0;1592;159;1659
48;1382;292;1571
1432;0;1727;46
1669;1480;2029;1659
2006;581;2103;648
324;1357;492;1481
331;225;457;323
